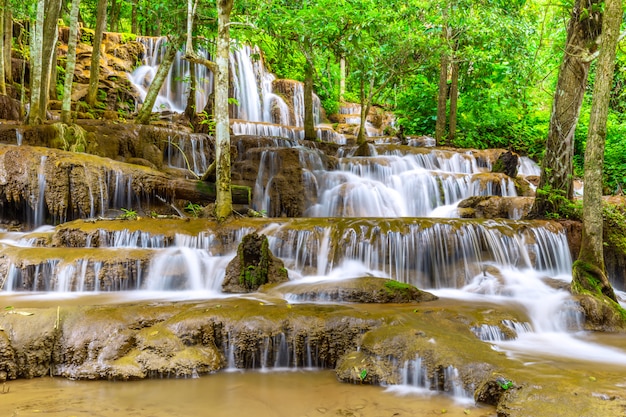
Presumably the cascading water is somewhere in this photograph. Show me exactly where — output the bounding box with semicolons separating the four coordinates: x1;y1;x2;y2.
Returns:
386;356;473;403
303;150;518;218
127;40;345;146
128;37;213;112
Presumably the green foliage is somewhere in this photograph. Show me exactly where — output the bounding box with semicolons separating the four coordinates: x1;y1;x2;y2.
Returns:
120;33;137;43
80;27;95;45
496;377;514;390
534;184;582;220
574;102;626;194
119;208;138;220
238;235;271;290
198;110;216;135
603;204;626;256
184;202;203;217
359;369;368;381
395;73;438;135
384;280;413;292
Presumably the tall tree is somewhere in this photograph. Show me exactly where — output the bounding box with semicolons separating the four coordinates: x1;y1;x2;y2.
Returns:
572;0;622;304
38;0;62;120
61;0;82;124
348;2;423;146
303;56;316;140
184;0;233;221
529;0;603;218
28;0;45;125
86;0;108;106
435;6;450;145
447;55;459;143
0;0;5;95
212;0;234;221
2;0;11;85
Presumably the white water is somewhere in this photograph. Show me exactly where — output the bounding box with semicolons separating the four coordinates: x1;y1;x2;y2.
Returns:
292;150;518;218
128;41;324;133
128;37;213;112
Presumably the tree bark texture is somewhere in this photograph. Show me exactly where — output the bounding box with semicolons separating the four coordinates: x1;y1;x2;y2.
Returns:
213;0;234;221
135;38;178;124
2;0;11;84
356;78;374;145
339;56;346;102
0;1;5;95
62;0;82;124
28;0;45;125
530;0;602;218
573;0;622;303
304;62;316;140
38;0;62;119
131;0;138;34
447;58;459;144
86;0;108;106
435;52;449;145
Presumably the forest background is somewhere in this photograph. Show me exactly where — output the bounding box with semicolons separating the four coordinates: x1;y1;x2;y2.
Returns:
0;0;625;196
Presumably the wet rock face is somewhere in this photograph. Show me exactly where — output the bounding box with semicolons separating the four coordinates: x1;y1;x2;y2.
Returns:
279;277;438;303
0;332;17;382
222;233;288;293
0;96;22;121
0;302;377;380
458;196;533;219
491;151;519;178
233;145;307;217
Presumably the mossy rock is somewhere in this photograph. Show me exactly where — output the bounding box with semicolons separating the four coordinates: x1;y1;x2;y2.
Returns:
222;233;288;293
272;277;437;303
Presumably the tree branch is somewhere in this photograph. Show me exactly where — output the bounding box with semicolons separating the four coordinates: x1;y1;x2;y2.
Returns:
183;50;218;73
583;29;626;63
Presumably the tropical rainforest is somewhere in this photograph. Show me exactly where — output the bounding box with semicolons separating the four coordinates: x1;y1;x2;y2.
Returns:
0;0;624;191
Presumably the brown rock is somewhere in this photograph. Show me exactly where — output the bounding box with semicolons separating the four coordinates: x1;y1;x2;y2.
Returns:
222;233;288;293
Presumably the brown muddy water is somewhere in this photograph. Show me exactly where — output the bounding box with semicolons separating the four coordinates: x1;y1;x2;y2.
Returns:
0;370;495;417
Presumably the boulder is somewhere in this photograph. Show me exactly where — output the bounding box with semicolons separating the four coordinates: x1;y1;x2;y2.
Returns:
222;233;288;293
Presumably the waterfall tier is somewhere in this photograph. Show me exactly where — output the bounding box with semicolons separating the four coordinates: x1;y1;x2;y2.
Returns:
0;218;570;293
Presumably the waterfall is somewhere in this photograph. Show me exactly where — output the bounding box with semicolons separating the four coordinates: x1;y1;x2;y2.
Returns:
128;37;213;112
33;156;47;227
222;330;329;371
164;132;212;176
127;40;323;134
304;150;517;218
261;218;572;288
386;356;473;402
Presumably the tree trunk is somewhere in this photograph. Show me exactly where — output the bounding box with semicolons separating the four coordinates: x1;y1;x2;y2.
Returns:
435;52;448;145
38;0;62;120
213;0;234;221
135;38;178;124
339;56;345;102
572;0;622;303
529;0;602;218
86;0;108;106
28;0;45;125
48;45;58;100
0;1;5;95
185;61;197;121
170;179;249;205
109;0;119;32
62;0;82;124
447;57;459;144
304;61;316;140
356;77;374;146
131;0;138;34
3;0;11;84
